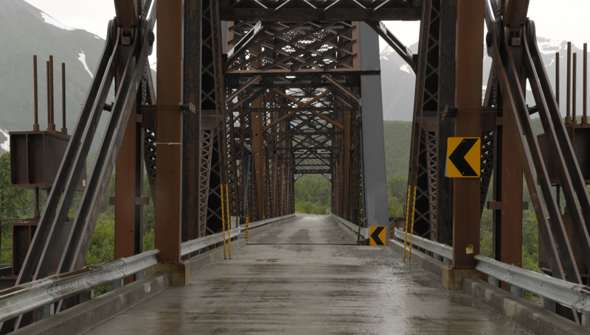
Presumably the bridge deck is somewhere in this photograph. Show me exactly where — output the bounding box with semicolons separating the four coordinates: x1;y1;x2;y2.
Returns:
86;215;533;334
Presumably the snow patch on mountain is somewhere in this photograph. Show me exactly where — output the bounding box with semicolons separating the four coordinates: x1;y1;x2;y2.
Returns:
400;64;413;74
537;37;564;55
40;12;75;31
0;129;10;152
78;51;94;78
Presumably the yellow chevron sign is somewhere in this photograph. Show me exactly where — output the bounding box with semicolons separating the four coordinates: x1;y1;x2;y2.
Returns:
369;225;387;246
446;137;481;178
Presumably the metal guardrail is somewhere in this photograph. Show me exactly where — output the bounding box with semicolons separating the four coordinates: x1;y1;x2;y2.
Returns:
393;228;453;261
181;228;241;257
245;214;296;230
475;255;590;315
393;229;590;322
330;214;368;238
181;214;296;256
0;250;159;323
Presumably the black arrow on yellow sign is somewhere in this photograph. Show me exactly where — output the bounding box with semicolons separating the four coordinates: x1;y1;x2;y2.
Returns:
446;137;481;178
449;138;478;177
370;226;385;246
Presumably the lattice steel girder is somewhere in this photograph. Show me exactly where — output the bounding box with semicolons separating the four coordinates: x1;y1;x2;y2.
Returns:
406;0;456;243
219;0;422;21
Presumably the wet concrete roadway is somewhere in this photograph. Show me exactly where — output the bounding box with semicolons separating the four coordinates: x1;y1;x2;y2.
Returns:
85;215;535;335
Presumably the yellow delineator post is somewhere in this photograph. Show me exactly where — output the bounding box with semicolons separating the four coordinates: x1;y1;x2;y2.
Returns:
245;215;251;241
220;184;233;260
225;184;232;259
403;185;417;262
408;185;417;261
403;185;411;260
220;183;228;259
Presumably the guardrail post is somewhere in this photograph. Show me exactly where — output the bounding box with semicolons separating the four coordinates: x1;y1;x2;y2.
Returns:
582;311;590;328
487;276;499;287
509;286;524;298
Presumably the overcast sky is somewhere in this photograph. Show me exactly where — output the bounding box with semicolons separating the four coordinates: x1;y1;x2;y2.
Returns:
25;0;590;47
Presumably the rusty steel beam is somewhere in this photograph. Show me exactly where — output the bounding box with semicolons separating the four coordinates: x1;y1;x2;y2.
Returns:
114;0;139;29
155;0;183;265
251;99;267;220
452;0;484;269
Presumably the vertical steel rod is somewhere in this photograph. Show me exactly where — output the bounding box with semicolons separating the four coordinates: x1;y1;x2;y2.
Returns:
573;52;577;124
567;42;572;123
47;56;55;131
556;52;560;108
61;62;67;134
33;55;39;131
584;43;588;124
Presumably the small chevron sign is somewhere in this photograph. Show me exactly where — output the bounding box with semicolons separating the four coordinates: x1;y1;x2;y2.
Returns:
446;137;481;178
369;225;387;246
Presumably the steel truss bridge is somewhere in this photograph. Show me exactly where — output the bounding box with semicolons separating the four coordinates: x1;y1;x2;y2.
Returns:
0;0;590;334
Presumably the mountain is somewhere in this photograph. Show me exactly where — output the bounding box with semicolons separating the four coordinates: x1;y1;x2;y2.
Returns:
0;0;104;152
380;36;584;121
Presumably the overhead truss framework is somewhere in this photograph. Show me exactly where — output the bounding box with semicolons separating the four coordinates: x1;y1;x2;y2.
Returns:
224;20;366;223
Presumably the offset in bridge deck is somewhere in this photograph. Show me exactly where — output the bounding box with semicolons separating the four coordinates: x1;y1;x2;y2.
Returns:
86;215;533;334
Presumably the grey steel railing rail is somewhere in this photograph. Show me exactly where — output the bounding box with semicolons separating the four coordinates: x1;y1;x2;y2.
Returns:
181;228;240;257
245;214;296;230
180;214;296;256
395;229;590;326
330;214;368;239
0;250;159;324
475;255;590;318
392;227;453;262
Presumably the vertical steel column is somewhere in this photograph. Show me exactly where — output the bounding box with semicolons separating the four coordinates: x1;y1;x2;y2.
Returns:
452;0;484;269
359;23;389;229
155;0;184;265
251;99;267;220
407;0;456;242
182;0;202;241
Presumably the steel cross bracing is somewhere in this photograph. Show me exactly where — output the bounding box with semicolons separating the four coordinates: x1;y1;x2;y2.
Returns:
219;0;422;21
483;0;590;287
